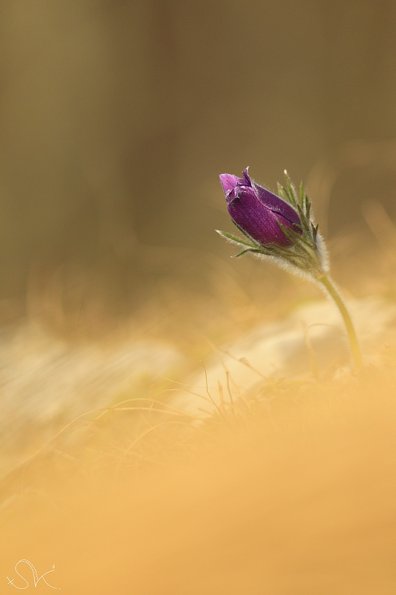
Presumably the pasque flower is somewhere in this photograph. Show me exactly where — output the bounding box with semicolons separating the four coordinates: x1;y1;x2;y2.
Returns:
219;168;301;246
217;167;325;276
216;167;362;371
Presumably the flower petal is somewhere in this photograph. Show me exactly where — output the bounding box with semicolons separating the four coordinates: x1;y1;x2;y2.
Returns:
254;182;301;226
227;186;294;246
219;173;244;195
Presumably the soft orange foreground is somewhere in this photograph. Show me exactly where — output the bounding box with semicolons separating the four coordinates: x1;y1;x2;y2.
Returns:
1;241;396;594
0;359;395;595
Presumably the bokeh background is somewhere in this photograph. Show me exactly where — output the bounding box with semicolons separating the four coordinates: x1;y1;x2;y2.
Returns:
2;5;396;592
1;0;396;321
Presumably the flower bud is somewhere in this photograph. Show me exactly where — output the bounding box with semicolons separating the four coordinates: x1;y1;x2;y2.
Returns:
219;168;301;246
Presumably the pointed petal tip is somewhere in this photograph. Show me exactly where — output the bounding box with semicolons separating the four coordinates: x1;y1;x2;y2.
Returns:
242;166;250;176
219;173;240;194
242;166;252;185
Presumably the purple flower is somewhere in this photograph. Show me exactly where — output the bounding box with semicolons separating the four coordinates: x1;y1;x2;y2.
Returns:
219;168;301;246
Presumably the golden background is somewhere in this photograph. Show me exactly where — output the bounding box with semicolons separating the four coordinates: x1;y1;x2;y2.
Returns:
1;3;396;594
1;0;396;318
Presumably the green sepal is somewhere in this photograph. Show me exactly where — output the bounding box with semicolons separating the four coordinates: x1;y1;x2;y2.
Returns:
215;229;255;248
233;248;263;258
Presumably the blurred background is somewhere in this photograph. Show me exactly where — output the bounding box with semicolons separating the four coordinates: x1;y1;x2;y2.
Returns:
1;0;396;323
2;6;396;591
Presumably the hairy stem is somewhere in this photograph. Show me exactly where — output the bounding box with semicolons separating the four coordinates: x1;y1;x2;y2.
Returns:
316;273;362;371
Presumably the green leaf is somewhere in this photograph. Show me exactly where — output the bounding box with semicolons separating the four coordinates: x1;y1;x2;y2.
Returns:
233;248;262;258
215;229;256;248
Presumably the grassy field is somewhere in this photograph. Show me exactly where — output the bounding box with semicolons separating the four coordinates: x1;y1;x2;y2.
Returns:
0;240;395;594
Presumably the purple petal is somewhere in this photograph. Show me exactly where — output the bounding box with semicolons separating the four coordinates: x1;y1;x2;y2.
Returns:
254;183;301;226
227;186;297;246
241;167;252;186
219;168;302;246
219;173;244;195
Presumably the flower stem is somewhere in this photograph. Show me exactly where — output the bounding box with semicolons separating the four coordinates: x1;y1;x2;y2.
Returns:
316;273;362;371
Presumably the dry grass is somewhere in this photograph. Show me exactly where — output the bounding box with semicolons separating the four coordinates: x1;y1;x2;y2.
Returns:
0;241;395;594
